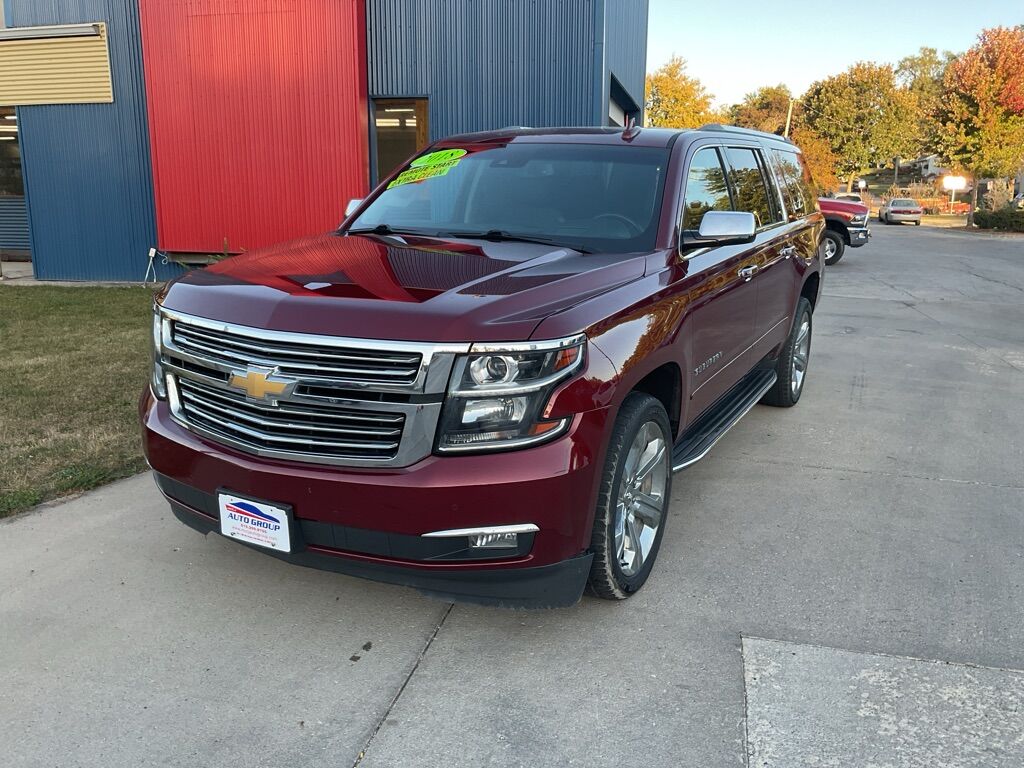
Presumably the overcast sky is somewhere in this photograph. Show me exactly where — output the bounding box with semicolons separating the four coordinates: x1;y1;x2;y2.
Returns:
645;0;1024;107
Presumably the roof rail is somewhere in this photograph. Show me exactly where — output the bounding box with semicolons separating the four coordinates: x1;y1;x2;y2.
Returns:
697;123;793;144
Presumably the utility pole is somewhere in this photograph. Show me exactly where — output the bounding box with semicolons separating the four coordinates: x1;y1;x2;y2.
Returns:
893;156;901;189
783;99;795;138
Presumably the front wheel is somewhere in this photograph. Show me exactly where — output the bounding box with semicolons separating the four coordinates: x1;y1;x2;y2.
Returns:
587;393;672;600
822;230;844;265
762;297;812;408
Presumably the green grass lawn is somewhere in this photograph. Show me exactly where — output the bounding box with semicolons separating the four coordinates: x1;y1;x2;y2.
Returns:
0;285;158;516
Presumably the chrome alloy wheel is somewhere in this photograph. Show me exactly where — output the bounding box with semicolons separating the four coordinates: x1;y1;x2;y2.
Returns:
791;317;811;397
614;421;669;577
823;237;837;259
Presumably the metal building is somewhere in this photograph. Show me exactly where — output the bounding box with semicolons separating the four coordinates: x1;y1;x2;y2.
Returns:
0;0;648;282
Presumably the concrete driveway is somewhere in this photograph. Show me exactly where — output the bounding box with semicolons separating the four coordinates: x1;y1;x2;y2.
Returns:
4;224;1023;767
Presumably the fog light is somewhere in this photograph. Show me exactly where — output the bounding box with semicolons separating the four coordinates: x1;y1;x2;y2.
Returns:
469;531;519;549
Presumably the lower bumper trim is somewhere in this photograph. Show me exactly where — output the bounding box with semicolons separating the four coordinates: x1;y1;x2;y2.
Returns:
166;492;592;608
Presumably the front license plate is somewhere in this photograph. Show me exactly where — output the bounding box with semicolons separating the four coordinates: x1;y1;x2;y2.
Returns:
218;492;291;553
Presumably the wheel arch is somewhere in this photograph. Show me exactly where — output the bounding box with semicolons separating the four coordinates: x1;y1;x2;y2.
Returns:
824;218;850;244
800;271;821;313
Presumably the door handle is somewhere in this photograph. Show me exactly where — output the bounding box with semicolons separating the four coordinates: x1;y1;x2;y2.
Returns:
780;245;797;259
738;266;758;281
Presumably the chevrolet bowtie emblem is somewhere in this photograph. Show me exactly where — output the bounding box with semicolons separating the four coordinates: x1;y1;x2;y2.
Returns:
229;367;295;402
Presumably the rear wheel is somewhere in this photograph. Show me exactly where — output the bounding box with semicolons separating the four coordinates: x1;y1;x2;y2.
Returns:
914;220;921;226
762;297;812;408
822;230;844;265
587;393;672;600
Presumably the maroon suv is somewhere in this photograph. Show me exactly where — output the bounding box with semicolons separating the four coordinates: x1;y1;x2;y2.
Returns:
142;125;824;607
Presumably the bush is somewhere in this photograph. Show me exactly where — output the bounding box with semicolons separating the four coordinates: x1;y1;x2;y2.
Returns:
974;208;1024;232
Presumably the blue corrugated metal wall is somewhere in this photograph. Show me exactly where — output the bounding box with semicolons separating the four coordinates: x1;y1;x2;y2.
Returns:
10;0;179;281
367;0;600;140
604;0;649;115
0;197;30;249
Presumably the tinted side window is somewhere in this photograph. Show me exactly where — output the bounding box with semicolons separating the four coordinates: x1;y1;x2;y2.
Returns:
771;148;814;219
682;147;732;231
724;147;778;229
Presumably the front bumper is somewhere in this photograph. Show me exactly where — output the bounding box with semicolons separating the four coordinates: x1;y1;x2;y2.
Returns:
848;225;871;247
141;391;608;607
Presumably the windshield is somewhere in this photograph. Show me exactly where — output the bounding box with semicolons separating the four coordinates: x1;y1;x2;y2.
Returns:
348;142;670;253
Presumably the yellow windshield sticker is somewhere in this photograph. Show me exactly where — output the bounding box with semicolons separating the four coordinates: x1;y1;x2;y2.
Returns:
387;149;467;189
411;148;466;167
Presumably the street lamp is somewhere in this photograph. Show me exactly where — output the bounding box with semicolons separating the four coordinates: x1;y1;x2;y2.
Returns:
943;175;967;214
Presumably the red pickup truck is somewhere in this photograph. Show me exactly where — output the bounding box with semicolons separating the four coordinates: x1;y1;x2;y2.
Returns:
142;125;824;607
817;197;871;264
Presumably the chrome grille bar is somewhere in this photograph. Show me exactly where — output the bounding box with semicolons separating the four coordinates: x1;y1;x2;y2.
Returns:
158;308;468;467
173;322;422;385
177;379;402;457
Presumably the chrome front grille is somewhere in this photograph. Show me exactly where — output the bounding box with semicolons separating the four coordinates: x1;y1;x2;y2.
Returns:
171;320;422;387
158;309;468;467
178;378;405;460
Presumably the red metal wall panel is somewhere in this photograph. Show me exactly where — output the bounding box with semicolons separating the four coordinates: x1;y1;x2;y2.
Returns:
139;0;369;253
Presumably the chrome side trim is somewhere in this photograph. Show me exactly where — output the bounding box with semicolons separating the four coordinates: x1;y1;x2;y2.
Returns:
422;523;540;538
672;372;777;472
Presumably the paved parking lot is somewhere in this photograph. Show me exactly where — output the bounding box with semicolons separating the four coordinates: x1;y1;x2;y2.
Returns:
3;224;1023;767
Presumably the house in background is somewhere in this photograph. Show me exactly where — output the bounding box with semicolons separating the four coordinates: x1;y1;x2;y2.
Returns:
0;0;649;281
908;154;950;180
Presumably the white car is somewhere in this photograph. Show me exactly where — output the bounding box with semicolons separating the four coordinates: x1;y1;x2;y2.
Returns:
834;193;864;204
879;198;923;225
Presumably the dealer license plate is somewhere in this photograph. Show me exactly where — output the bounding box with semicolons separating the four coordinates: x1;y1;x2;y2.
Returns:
218;492;291;553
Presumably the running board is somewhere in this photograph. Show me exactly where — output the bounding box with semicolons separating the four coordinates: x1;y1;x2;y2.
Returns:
671;369;777;471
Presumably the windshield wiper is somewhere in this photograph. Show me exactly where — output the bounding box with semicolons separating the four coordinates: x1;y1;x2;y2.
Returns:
445;229;590;253
345;224;436;237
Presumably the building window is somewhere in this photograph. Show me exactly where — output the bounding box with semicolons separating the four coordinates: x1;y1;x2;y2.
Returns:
373;99;429;182
608;96;626;127
0;107;23;197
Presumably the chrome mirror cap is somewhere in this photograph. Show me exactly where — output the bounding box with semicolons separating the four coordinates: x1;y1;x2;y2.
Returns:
697;210;756;241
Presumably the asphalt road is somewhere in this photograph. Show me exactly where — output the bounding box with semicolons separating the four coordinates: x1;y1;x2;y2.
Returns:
3;224;1024;767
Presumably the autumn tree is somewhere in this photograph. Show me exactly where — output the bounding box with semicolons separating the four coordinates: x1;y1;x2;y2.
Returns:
936;27;1024;225
645;55;722;128
789;125;839;192
730;85;795;135
803;62;920;190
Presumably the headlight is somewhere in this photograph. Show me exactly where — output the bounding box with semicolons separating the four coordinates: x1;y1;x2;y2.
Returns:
850;214;867;225
151;306;167;400
436;334;585;452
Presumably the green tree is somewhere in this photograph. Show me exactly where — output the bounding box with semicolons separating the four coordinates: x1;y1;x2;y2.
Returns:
896;47;955;154
803;62;920;191
645;55;723;128
730;84;795;135
936;27;1024;225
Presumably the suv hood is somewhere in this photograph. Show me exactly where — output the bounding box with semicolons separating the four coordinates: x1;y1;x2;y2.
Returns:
818;197;869;216
159;232;646;342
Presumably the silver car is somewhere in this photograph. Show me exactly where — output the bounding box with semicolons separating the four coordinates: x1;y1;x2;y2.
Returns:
879;198;923;225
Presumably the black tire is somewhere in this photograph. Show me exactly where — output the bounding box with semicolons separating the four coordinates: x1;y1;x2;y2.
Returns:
822;229;844;265
761;297;813;408
914;220;921;226
587;392;672;600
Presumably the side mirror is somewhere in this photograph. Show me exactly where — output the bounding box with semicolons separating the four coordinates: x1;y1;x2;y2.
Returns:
686;211;757;247
344;198;364;217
